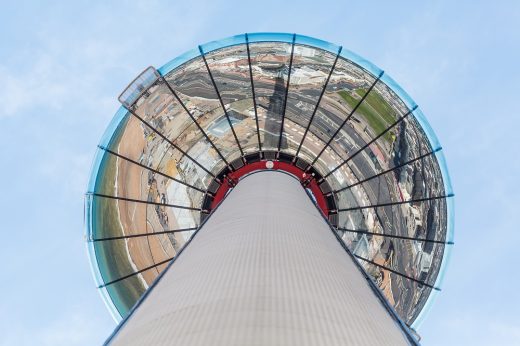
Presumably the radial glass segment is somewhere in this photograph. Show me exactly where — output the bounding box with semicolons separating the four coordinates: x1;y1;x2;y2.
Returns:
85;33;454;327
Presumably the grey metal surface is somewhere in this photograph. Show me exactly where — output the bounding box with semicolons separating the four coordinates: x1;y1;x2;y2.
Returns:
108;171;412;345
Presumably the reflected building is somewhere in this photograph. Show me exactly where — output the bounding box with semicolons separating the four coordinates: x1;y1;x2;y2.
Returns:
85;33;454;345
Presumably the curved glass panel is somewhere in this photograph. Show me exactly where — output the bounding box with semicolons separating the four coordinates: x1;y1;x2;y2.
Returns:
203;44;258;155
85;195;122;321
158;48;200;76
98;106;129;148
199;34;247;54
86;33;454;326
379;73;417;111
247;32;295;44
412;107;442;152
283;44;338;156
294;34;341;54
340;48;384;80
248;41;293;151
87;147;107;193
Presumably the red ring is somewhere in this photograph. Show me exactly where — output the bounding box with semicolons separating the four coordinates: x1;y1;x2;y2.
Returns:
210;161;329;216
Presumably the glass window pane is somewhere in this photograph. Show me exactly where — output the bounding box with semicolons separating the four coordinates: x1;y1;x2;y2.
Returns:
104;275;147;318
165;57;221;115
165;55;245;165
283;45;337;156
133;80;194;144
172;120;228;177
204;45;259;155
249;42;292;151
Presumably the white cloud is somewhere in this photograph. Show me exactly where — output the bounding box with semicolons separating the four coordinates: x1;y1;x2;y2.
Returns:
0;42;120;118
0;1;220;120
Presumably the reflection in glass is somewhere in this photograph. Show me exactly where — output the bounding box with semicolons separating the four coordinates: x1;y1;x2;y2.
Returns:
87;34;453;327
248;42;292;151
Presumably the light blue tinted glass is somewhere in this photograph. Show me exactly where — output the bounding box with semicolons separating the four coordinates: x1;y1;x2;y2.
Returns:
247;32;294;43
380;73;417;110
340;47;383;79
412;285;439;329
84;194;94;240
90;106;128;194
411;187;454;329
445;195;455;242
434;150;454;195
86;170;123;321
86;234;122;321
158;47;200;75
86;147;105;193
99;286;123;322
412;229;454;329
98;106;129;148
118;67;159;108
294;34;341;54
86;140;144;321
199;34;247;54
412;107;442;151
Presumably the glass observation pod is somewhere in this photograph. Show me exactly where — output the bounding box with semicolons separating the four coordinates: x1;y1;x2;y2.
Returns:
85;33;454;329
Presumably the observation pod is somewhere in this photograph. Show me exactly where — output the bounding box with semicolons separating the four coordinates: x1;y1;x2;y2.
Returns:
85;33;454;345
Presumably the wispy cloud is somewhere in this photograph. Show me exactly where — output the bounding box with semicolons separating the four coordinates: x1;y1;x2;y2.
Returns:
0;1;217;119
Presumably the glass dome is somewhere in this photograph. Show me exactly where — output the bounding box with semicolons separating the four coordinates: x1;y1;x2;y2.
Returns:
85;33;454;327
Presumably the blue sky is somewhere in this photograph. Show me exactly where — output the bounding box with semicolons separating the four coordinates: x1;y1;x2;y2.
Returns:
0;1;518;345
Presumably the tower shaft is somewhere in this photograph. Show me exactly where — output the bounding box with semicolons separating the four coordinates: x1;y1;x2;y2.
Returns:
107;171;412;345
